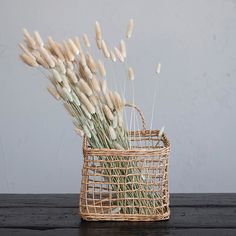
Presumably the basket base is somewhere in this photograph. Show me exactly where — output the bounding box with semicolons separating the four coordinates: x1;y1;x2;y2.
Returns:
80;209;170;222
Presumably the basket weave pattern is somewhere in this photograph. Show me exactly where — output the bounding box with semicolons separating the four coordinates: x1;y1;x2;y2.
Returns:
80;106;171;221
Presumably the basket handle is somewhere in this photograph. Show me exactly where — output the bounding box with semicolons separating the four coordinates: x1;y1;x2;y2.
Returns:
125;103;147;130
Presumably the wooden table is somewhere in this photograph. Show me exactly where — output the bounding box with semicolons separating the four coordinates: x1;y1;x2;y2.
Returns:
0;194;235;235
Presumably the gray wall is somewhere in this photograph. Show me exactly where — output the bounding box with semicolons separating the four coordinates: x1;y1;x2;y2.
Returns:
0;0;236;193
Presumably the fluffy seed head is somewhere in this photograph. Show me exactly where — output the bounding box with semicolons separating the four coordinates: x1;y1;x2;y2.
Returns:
80;53;87;67
103;105;114;121
67;61;75;71
109;126;117;140
90;75;101;93
112;113;118;128
62;86;73;102
101;40;110;58
56;59;66;74
63;41;75;61
39;47;55;68
78;79;93;96
47;85;61;100
32;51;49;68
110;50;116;62
20;53;38;67
97;60;106;77
78;63;87;79
74;37;83;54
114;142;124;150
67;68;78;84
51;54;58;65
51;68;62;82
81;104;92;119
83;33;91;48
55;42;66;59
74;83;81;95
96;38;102;50
104;90;114;110
112;91;124;112
56;84;67;100
117;111;124;127
128;67;134;81
68;38;79;55
114;47;124;62
86;53;96;73
48;75;57;86
156;63;161;74
48;37;65;61
89;95;98;106
62;75;71;92
126;19;134;39
19;43;35;60
101;79;107;93
120;40;126;58
95;21;102;50
34;31;44;47
96;106;104;121
22;28;36;49
84;66;93;80
79;92;96;114
95;21;102;40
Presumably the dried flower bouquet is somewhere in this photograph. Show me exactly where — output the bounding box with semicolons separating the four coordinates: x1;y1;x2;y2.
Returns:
19;20;167;216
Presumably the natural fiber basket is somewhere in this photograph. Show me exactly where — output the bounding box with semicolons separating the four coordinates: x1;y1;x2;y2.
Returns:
80;104;171;221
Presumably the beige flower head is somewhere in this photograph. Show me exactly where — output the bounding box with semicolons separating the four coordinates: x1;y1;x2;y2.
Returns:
126;19;134;39
156;63;161;75
128;67;134;81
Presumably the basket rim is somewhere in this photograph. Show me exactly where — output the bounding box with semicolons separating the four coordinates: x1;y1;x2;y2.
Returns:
83;129;171;157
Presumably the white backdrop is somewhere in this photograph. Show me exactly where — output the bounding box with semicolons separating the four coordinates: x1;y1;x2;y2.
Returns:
0;0;236;193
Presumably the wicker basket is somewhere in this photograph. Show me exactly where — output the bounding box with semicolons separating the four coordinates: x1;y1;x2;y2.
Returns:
80;104;171;221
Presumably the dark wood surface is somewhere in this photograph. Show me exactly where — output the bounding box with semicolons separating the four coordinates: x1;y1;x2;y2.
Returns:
0;194;236;235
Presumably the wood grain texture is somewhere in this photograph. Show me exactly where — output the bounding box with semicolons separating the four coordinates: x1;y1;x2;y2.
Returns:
1;207;236;228
1;193;235;207
0;194;235;235
1;228;236;236
0;194;79;208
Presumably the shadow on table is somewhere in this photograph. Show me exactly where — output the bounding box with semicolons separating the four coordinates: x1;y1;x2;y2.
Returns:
79;220;172;236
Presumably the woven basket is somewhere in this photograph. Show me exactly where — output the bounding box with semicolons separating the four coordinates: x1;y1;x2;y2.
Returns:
80;104;171;221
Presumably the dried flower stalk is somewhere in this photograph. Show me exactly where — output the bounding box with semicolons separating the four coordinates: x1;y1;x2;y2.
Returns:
97;60;106;77
101;40;110;58
156;63;161;74
20;53;38;67
114;47;124;62
83;33;91;48
47;85;61;100
120;40;126;58
126;19;134;39
128;67;134;80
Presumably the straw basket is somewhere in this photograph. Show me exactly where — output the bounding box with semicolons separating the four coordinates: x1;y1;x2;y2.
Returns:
80;104;171;221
